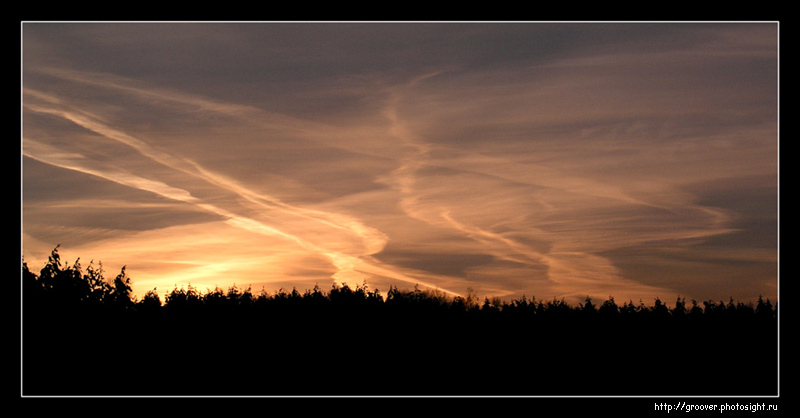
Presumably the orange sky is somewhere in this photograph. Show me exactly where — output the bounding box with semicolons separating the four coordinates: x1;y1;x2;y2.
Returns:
21;22;778;306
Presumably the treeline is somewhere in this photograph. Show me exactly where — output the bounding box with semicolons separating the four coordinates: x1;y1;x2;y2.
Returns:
21;247;779;397
22;246;778;323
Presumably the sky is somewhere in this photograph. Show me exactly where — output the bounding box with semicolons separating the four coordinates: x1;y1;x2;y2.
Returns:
21;22;779;306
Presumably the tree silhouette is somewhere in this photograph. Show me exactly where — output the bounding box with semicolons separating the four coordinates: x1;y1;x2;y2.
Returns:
598;296;619;317
21;245;779;397
137;288;162;316
109;265;134;310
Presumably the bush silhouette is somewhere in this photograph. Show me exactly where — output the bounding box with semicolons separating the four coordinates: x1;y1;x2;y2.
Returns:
21;246;778;396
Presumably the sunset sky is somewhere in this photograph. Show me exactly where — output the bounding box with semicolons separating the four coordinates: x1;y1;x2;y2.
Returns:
21;22;779;306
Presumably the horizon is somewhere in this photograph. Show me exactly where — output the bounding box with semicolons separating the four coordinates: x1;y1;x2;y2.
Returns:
21;22;779;307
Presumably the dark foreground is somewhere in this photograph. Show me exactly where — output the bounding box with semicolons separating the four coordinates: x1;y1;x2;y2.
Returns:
21;249;778;397
23;298;778;397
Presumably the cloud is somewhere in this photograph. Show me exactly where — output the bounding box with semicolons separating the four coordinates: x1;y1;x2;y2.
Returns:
22;70;466;299
22;23;778;305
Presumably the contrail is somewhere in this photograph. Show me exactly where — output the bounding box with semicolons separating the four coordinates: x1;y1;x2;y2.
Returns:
22;139;199;204
23;84;460;295
23;135;458;296
376;72;729;301
24;90;388;257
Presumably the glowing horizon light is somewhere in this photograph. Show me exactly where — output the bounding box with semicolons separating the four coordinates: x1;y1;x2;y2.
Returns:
22;22;778;307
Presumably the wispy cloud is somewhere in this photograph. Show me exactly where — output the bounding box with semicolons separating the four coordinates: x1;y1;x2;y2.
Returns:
22;23;778;304
22;73;463;298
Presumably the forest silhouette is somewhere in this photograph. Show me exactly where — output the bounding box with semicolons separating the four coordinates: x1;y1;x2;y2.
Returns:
22;246;778;397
